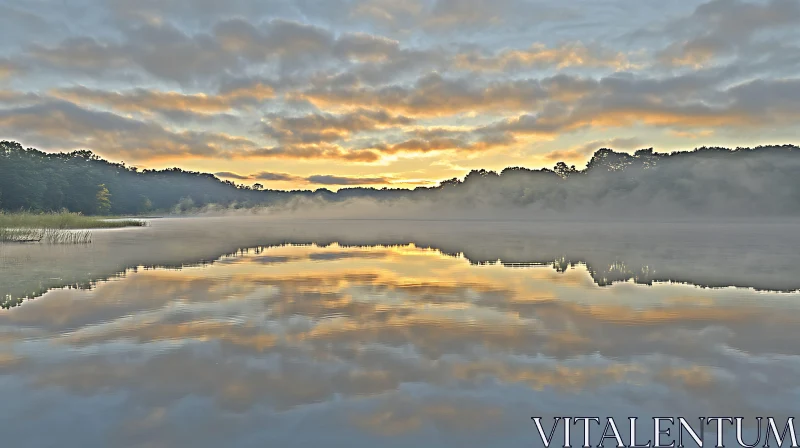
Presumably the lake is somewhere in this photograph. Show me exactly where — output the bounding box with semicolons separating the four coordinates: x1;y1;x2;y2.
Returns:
1;216;800;447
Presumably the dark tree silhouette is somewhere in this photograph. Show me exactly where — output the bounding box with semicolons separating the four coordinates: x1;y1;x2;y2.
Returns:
2;140;800;216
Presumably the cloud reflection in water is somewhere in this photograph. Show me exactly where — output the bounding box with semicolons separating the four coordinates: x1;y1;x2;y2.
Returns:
1;243;800;447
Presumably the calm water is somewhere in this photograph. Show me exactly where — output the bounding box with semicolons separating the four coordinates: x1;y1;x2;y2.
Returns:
1;217;800;447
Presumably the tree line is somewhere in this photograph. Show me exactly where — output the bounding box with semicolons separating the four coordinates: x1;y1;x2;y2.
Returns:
0;140;296;214
2;140;799;216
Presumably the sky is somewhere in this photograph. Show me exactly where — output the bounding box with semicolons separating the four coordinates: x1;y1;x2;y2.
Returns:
1;0;799;190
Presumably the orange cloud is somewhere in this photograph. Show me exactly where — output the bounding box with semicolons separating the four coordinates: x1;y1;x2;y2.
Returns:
51;83;274;118
542;137;643;162
295;73;550;116
367;131;516;155
455;42;633;71
264;109;413;144
0;58;22;80
244;143;382;163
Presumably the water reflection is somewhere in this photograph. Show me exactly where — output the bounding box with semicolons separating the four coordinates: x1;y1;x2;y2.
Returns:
2;242;800;447
3;217;800;308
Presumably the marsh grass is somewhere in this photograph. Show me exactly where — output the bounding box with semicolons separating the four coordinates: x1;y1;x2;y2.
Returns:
0;211;145;229
0;211;144;244
0;228;93;244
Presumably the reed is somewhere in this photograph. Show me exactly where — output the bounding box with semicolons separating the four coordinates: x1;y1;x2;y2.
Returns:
0;211;145;229
0;228;93;244
0;211;145;244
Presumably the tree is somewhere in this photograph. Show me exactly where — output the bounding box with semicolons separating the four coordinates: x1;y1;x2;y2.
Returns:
3;140;800;217
95;184;112;214
553;162;579;178
438;178;462;188
586;148;635;172
174;196;195;213
139;195;153;214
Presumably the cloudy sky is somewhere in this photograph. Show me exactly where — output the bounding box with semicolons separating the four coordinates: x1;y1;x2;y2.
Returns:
1;0;799;189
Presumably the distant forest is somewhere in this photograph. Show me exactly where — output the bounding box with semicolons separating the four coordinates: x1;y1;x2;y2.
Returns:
1;140;799;216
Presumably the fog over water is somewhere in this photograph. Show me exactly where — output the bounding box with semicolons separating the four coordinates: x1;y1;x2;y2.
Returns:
161;146;800;221
3;216;800;307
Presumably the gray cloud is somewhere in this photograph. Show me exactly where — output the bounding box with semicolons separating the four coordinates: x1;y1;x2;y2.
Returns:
248;144;382;162
0;58;24;79
0;100;257;161
299;72;551;115
655;0;800;66
214;171;251;180
252;171;304;181
0;0;798;172
363;129;517;155
477;72;800;139
454;42;632;72
543;137;644;162
210;170;394;186
424;0;579;31
0;90;40;105
306;174;391;185
0;99;390;163
213;171;392;185
18;17;443;87
51;85;273;122
27;36;128;74
263;109;414;144
102;0;577;35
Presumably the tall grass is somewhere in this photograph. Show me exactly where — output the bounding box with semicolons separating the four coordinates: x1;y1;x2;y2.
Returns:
0;211;145;229
0;211;144;244
0;228;92;244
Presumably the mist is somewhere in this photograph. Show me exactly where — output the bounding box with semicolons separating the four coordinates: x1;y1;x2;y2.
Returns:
4;216;800;310
178;145;800;221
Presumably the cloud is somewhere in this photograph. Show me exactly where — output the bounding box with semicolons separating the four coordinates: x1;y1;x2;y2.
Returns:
349;0;426;27
20;18;441;86
103;0;575;36
306;174;390;185
7;67;798;166
214;171;251;180
1;0;799;176
365;129;517;155
655;0;800;67
252;171;304;182
0;4;56;41
0;96;389;163
51;84;274;121
298;72;552;116
479;74;800;139
246;143;382;162
213;18;333;61
0;90;41;105
455;42;633;72
105;0;324;28
212;170;392;185
0;58;23;79
23;21;274;85
263;109;414;144
542;137;644;162
300;66;757;123
0;100;257;161
27;36;130;74
297;66;739;122
423;0;577;31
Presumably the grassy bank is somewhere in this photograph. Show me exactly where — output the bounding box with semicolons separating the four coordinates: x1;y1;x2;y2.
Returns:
0;211;145;230
0;212;145;243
